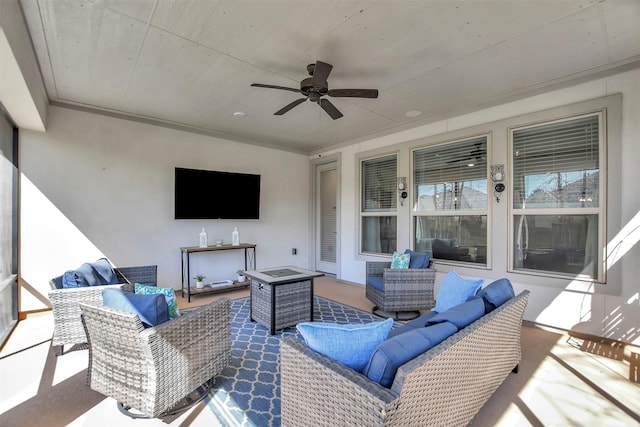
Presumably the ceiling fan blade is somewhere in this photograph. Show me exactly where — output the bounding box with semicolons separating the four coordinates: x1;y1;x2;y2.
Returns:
274;98;307;115
312;61;333;87
251;83;301;93
328;88;379;98
319;99;343;120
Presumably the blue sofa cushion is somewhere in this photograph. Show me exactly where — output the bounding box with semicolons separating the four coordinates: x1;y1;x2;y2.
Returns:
433;271;483;313
427;296;485;329
62;258;118;288
387;311;438;338
364;322;458;388
297;318;394;372
366;276;385;292
102;288;169;327
404;249;430;269
135;284;180;319
477;278;515;312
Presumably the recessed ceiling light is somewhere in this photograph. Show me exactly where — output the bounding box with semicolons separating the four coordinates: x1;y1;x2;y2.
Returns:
405;110;422;118
233;111;246;118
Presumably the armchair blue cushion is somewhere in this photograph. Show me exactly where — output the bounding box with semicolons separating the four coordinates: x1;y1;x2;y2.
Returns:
364;322;458;387
404;249;430;269
102;288;169;327
297;318;394;372
366;276;385;292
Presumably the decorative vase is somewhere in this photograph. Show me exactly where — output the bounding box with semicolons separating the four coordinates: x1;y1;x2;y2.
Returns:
196;281;204;289
237;275;245;282
199;228;208;248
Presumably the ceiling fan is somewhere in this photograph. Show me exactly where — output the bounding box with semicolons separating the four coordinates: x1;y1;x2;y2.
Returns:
251;61;378;120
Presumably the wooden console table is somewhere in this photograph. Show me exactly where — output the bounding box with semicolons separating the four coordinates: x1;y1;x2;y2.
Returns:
180;243;256;302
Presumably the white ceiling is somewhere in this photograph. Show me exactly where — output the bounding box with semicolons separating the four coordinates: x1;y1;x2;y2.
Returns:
20;0;640;154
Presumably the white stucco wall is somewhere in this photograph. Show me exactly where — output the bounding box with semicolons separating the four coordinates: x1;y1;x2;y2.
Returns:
325;68;640;345
19;106;311;311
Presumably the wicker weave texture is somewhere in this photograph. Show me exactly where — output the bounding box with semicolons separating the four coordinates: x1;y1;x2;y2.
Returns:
251;279;312;331
388;291;529;426
80;297;231;418
48;265;156;354
280;291;529;427
281;337;398;427
365;262;436;312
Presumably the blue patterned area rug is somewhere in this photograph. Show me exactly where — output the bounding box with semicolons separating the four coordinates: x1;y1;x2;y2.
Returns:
206;296;389;426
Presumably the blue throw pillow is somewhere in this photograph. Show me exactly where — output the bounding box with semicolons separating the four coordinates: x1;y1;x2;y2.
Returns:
404;249;430;269
433;271;484;313
297;318;394;372
135;284;180;318
91;258;119;285
477;278;515;312
62;258;118;288
364;322;458;387
427;296;485;329
390;251;410;269
102;288;169;327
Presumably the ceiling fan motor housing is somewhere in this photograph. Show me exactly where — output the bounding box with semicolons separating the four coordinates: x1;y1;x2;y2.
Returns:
300;77;328;97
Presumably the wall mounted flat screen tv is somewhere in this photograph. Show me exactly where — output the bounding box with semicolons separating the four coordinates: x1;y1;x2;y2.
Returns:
174;167;261;219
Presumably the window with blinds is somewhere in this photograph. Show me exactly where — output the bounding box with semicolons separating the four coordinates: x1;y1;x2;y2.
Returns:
510;112;604;281
513;115;599;210
360;154;397;255
413;136;488;211
412;136;488;265
362;155;397;212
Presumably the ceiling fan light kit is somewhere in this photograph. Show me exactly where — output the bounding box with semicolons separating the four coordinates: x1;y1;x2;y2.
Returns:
251;61;378;120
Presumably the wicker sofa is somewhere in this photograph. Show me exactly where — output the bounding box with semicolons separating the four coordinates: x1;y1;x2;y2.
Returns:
281;290;529;426
48;264;157;355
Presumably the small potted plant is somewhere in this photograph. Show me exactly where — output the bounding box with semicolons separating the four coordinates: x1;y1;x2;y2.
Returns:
193;274;206;289
236;270;246;283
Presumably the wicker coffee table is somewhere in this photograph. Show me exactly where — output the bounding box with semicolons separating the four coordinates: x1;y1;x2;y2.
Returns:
244;266;324;334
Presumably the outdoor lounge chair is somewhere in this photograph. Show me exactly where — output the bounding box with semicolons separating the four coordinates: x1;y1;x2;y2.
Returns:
79;298;231;418
48;264;157;355
365;260;436;319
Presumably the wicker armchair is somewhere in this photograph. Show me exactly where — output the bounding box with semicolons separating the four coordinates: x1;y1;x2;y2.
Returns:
365;261;436;319
80;298;231;418
48;265;157;356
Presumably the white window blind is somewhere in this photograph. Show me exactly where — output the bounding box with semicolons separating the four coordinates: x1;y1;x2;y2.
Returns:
513;115;599;209
414;136;487;212
362;155;397;212
414;136;487;185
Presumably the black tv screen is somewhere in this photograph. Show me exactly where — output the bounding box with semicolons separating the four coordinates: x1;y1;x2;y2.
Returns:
174;167;261;219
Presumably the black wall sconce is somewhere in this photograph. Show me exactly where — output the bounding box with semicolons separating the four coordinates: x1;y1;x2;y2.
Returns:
491;164;505;203
397;177;408;206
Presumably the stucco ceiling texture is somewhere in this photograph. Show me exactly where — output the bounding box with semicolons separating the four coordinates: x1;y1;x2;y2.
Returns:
20;0;640;154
